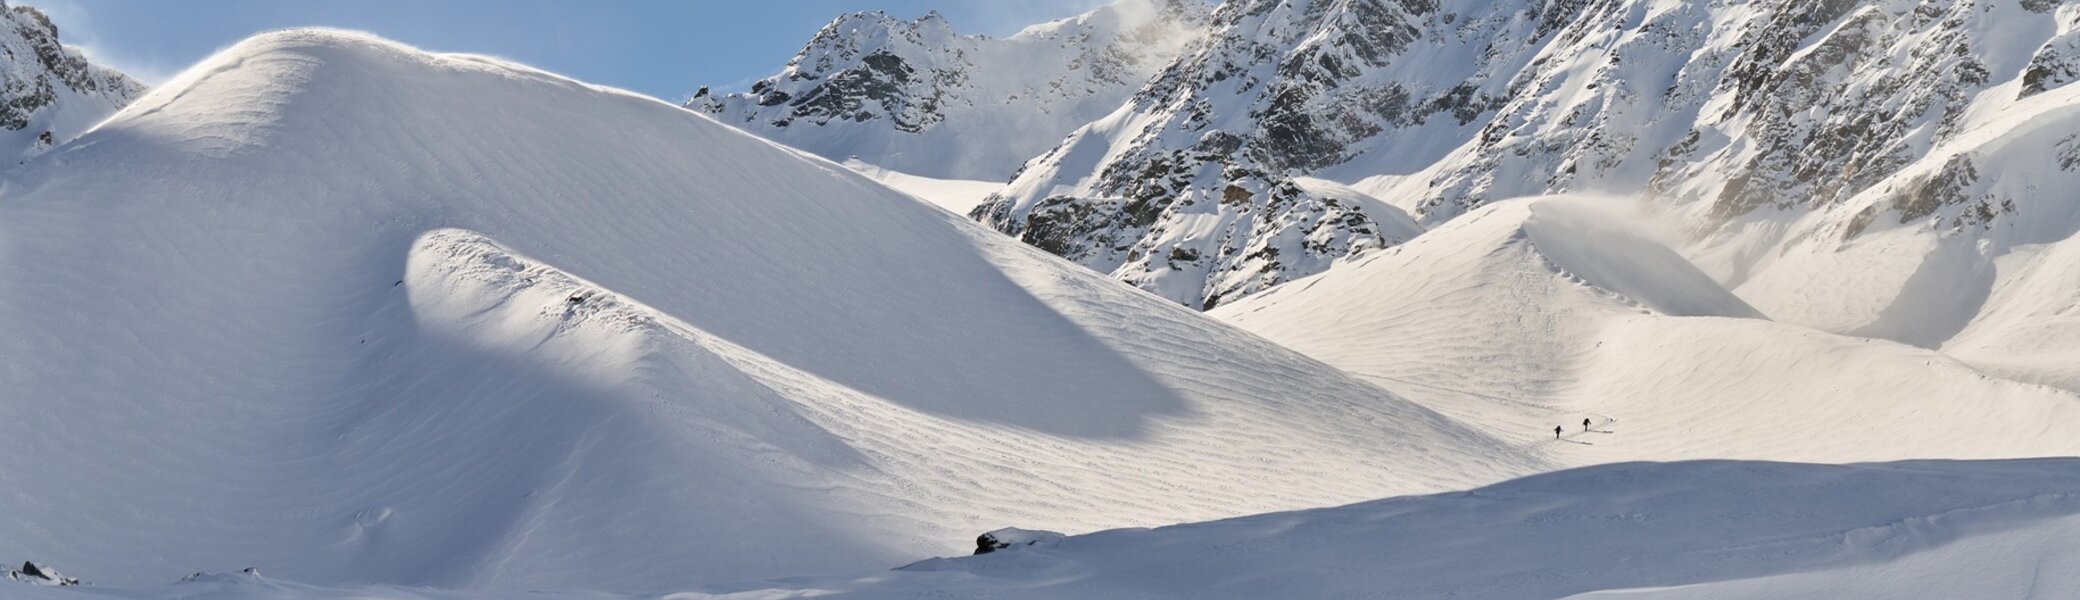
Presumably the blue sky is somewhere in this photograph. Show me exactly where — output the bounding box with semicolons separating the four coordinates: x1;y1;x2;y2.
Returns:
29;0;1119;102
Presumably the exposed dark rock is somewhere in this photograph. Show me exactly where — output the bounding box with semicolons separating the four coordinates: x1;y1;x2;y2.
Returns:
974;527;1065;555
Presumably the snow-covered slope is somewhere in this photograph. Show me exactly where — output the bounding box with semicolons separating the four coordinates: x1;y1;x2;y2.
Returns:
686;0;1207;181
0;0;143;160
0;29;1542;592
23;459;2080;599
1716;76;2080;394
840;158;1001;214
1214;196;2080;464
977;0;2080;311
703;459;2080;599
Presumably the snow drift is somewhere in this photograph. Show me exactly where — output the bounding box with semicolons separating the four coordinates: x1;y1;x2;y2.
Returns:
0;29;1542;591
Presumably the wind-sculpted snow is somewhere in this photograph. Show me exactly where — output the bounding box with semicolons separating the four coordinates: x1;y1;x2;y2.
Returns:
23;459;2080;599
0;30;1539;591
687;0;1207;181
979;0;2080;311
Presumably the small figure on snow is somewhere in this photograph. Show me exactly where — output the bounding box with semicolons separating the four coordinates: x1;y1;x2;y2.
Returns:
1583;418;1592;432
1554;425;1562;439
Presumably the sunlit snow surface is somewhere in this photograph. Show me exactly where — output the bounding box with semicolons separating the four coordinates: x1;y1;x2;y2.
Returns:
0;30;1535;591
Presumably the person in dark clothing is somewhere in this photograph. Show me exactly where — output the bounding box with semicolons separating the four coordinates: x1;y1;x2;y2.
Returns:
1554;425;1562;439
1583;418;1592;432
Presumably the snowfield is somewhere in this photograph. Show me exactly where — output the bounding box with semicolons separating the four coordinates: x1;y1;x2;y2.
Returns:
0;29;1538;591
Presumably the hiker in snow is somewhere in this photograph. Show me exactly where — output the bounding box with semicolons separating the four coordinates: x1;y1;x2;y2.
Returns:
1583;418;1592;432
1554;425;1562;439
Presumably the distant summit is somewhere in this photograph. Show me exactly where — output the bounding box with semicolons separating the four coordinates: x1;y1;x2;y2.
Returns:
687;0;1209;181
0;0;144;160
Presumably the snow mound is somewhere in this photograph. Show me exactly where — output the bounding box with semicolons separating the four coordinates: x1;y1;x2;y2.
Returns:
1215;197;1757;403
0;29;1536;591
1215;196;2080;464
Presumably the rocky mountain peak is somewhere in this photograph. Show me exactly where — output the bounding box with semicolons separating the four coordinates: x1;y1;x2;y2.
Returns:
0;1;145;159
977;0;2080;310
687;0;1209;181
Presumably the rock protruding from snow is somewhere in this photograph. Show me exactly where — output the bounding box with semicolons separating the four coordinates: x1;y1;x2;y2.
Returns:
973;528;1066;555
0;1;143;160
8;561;80;586
688;0;1208;181
2021;3;2080;98
974;0;1603;309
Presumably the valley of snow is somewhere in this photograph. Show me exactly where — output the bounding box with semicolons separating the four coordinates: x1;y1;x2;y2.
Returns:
1;0;2078;596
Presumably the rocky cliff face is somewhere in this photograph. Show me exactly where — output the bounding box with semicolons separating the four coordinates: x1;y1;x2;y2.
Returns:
688;0;1208;181
0;1;143;160
976;0;2080;309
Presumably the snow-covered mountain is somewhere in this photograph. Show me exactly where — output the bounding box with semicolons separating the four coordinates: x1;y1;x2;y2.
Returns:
686;0;1208;181
977;0;2080;310
0;29;1542;592
0;0;143;160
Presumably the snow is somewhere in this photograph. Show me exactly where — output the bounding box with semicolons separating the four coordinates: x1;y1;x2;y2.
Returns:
839;158;1000;214
0;29;1538;592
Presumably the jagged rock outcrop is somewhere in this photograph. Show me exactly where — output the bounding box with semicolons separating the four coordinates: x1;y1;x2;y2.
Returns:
0;1;143;160
977;0;2080;310
2020;1;2080;98
976;0;1590;308
688;0;1208;181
